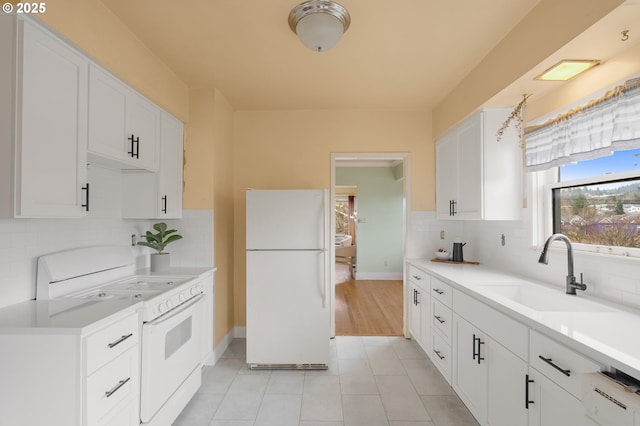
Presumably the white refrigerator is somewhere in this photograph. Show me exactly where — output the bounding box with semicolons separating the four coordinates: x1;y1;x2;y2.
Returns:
246;189;330;369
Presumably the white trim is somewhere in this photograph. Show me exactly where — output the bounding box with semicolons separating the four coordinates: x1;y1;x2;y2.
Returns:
207;326;247;365
234;326;247;338
355;272;403;280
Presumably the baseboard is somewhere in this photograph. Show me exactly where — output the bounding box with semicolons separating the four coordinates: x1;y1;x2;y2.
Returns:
234;326;246;338
207;326;247;365
355;272;403;280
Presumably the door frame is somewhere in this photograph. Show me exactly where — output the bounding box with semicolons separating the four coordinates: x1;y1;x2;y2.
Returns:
330;152;411;337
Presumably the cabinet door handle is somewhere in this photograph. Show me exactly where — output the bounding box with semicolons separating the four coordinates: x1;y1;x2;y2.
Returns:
433;288;444;295
81;183;90;212
472;333;478;361
108;333;134;349
105;377;131;398
412;275;421;280
449;200;453;216
525;374;534;409
538;355;571;377
434;315;445;324
472;334;485;364
433;350;445;360
162;195;168;214
128;134;140;159
452;200;457;216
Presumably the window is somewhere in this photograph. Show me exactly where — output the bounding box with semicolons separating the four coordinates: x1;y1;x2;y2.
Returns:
335;197;350;235
549;147;640;252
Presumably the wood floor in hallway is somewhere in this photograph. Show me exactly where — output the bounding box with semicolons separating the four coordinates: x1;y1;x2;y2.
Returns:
335;279;404;336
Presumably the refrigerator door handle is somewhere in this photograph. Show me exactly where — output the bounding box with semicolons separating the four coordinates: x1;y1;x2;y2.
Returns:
321;189;328;308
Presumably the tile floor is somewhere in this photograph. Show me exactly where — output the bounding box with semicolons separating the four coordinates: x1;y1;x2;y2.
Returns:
173;337;479;426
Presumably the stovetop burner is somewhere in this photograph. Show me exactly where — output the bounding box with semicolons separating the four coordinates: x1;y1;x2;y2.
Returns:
69;276;192;302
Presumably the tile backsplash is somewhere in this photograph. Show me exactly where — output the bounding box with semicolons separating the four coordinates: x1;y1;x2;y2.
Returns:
408;211;640;312
0;166;213;309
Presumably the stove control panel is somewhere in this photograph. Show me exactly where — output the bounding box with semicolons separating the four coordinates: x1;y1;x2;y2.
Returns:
147;279;203;321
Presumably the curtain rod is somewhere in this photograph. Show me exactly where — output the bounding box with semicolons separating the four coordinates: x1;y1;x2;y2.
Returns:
524;77;640;134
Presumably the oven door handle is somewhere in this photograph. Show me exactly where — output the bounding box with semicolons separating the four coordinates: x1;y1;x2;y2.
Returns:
146;294;204;327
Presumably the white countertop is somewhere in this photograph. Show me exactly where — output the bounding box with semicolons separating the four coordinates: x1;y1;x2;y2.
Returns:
408;259;640;380
0;299;140;335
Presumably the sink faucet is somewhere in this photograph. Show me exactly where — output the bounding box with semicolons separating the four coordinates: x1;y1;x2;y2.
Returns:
538;233;587;295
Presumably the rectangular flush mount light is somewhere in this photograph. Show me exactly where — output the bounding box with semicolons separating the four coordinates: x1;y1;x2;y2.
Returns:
535;60;601;81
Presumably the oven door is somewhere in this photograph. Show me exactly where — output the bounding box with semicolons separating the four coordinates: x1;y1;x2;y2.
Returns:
140;294;204;423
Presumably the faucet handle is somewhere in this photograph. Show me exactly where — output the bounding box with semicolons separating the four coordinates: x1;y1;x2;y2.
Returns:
578;273;587;291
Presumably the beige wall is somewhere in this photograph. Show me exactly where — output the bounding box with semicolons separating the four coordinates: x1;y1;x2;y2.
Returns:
232;109;433;326
38;0;188;121
211;90;236;346
432;0;625;137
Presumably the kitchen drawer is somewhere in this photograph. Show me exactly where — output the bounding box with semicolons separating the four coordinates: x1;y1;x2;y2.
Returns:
582;373;637;426
453;289;528;361
408;264;429;290
432;299;452;344
86;346;139;425
99;399;138;426
86;312;138;374
530;330;600;399
432;331;452;382
431;277;452;308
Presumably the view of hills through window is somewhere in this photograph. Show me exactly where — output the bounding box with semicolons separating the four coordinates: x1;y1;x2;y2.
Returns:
554;148;640;248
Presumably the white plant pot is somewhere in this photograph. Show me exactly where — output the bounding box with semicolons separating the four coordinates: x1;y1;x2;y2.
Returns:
150;253;170;273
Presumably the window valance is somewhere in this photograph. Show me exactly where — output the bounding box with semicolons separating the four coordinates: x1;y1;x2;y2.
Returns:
524;78;640;172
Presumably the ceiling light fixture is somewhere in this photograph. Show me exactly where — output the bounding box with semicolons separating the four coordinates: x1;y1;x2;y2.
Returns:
535;60;601;81
288;0;351;52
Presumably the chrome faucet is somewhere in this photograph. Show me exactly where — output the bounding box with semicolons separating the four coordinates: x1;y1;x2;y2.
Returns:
538;233;587;295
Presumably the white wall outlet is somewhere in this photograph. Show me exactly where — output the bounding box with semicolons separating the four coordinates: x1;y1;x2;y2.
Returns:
440;230;445;240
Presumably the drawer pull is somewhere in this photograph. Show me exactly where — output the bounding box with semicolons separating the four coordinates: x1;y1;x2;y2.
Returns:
538;355;571;377
434;315;445;324
412;275;422;280
107;333;134;349
525;374;535;409
433;350;445;360
594;387;627;410
433;288;444;295
105;377;130;398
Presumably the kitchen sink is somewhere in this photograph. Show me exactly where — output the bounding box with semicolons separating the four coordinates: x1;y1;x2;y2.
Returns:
478;283;614;312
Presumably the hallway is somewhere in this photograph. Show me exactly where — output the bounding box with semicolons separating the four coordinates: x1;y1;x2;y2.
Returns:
335;264;403;336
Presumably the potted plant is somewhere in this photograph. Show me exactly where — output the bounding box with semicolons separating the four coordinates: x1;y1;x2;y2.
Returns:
137;222;182;272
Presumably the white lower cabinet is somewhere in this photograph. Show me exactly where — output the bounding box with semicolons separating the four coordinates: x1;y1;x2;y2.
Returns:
0;309;140;426
527;367;585;426
406;261;609;426
453;313;528;426
407;265;431;353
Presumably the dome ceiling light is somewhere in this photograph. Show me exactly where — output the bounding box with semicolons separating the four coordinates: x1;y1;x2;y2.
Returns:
288;0;351;52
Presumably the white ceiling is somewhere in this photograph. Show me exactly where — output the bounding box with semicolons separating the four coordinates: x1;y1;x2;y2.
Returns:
99;0;640;112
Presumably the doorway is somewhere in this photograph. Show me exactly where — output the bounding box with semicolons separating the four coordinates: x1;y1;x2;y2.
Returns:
330;153;410;337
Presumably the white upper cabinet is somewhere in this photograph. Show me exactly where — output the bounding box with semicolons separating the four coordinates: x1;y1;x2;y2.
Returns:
88;65;160;171
121;111;183;219
0;17;88;218
436;109;522;220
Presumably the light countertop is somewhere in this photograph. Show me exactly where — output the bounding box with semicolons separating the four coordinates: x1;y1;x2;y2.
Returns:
408;259;640;380
0;298;140;335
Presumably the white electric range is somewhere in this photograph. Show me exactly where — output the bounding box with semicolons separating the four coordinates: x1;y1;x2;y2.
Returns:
36;245;206;426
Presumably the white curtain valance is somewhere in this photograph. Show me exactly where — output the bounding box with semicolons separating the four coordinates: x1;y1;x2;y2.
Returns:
524;78;640;172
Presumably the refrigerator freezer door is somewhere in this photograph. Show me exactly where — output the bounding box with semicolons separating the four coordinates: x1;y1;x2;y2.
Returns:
246;189;327;250
246;250;330;366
